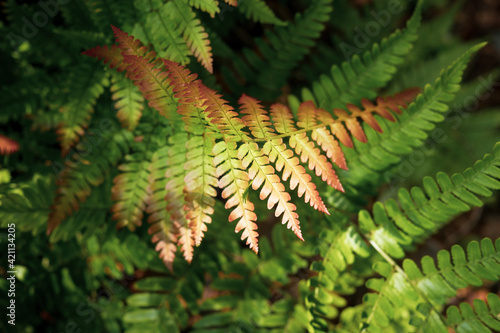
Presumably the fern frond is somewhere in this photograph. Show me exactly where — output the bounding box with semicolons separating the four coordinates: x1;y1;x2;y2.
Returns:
170;0;214;73
345;43;486;187
445;293;500;333
239;141;303;240
0;134;19;155
165;131;194;262
110;71;144;130
111;132;152;231
111;164;149;230
146;146;178;270
307;215;373;331
122;55;179;119
184;134;218;245
48;129;132;234
240;95;328;213
81;44;128;72
274;102;342;191
84;29;419;260
0;177;54;234
301;0;423;110
223;0;238;6
141;2;191;64
214;140;259;253
188;0;220;18
361;238;500;332
57;60;109;155
359;141;500;260
238;0;286;26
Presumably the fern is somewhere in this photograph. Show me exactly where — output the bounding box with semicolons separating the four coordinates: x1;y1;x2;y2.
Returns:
361;238;500;332
82;26;417;258
299;0;423;110
238;0;286;26
188;0;220;18
344;43;486;188
445;293;500;333
110;71;145;130
2;1;500;333
47;127;132;233
221;0;333;101
56;60;109;155
359;143;500;259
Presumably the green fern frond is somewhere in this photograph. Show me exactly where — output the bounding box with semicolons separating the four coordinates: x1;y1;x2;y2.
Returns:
344;43;486;188
147;145;178;271
223;0;332;101
188;0;220;18
165;131;194;262
238;0;286;26
170;0;214;73
445;293;500;333
140;1;190;64
0;176;54;234
307;213;373;331
56;60;109;155
86;232;158;280
111;118;165;230
110;71;144;131
359;141;500;259
361;238;500;332
299;0;423;111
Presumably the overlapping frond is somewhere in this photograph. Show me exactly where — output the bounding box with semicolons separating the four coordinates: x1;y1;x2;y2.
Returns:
111;159;150;230
110;118;164;232
361;237;500;332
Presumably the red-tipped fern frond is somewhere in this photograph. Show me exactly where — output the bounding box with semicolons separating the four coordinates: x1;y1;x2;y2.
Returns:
72;26;419;266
